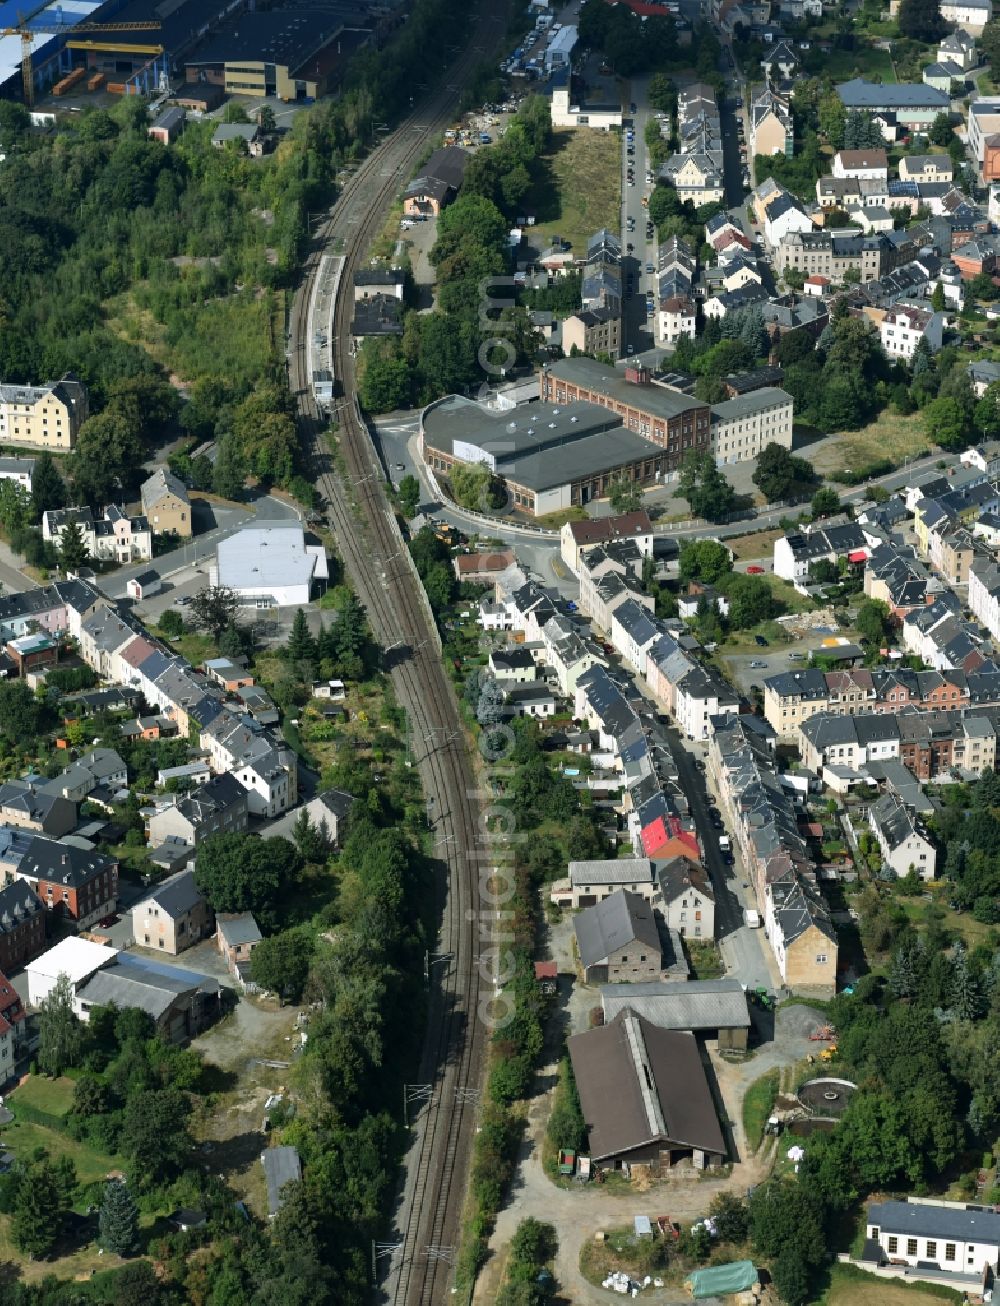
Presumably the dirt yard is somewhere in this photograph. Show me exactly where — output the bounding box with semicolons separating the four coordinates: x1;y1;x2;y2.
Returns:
189;998;304;1217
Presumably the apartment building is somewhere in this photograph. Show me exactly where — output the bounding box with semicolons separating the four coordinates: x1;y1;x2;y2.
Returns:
836;79;950;137
658;295;697;347
879;304;946;360
561;307;621;360
968;96;1000;161
0;374;88;452
140;469;193;539
711;387;793;466
658;856;715;940
898;154;955;184
941;0;992;31
43;506;153;565
832;148;889;180
969;556;1000;639
773;229;890;282
749;87;793;158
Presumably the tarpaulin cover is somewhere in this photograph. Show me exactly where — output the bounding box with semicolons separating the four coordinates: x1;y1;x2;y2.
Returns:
686;1260;759;1298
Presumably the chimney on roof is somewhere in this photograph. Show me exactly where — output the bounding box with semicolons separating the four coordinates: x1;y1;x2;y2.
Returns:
624;365;650;385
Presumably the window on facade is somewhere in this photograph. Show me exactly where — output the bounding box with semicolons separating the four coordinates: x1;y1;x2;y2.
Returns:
926;1241;937;1259
906;1239;918;1256
888;1237;898;1254
816;953;827;964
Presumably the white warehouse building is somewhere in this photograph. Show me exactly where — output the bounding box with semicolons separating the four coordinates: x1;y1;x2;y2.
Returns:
211;525;328;609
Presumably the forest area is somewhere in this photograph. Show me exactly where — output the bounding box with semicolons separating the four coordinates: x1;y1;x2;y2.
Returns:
0;0;475;512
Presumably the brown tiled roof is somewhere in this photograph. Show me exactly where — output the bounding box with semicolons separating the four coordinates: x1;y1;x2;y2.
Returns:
568;511;653;546
454;550;515;576
568;1012;726;1163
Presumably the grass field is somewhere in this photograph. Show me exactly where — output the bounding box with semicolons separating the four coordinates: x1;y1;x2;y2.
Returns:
741;1069;779;1152
820;1263;963;1304
524;128;621;257
535;506;588;528
726;528;783;561
107;288;280;389
1;1117;121;1188
811;410;933;478
810;46;896;82
16;1074;75;1116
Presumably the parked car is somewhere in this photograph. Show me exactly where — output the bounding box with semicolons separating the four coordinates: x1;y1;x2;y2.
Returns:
746;564;764;574
750;659;766;668
754;634;768;647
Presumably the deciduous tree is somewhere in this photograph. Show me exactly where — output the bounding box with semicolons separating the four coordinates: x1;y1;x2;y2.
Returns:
37;973;83;1077
250;926;316;1002
189;585;241;639
194;832;301;929
678;451;737;522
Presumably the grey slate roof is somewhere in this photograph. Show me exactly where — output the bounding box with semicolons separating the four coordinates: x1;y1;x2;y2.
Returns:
837;78;950;109
75;952;217;1021
569;858;654;887
868;1199;1000;1244
574;890;660;969
217;912;262;949
600;978;750;1030
262;1145;301;1216
137;869;203;921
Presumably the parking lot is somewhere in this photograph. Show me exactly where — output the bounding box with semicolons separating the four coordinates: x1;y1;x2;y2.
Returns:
720;642;811;698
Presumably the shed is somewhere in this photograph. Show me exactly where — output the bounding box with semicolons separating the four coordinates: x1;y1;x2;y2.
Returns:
127;570;162;601
261;1145;301;1217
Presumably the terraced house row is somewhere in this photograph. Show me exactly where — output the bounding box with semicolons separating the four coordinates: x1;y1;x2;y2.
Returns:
0;580;297;819
763;664;1000;743
708;713;837;995
797;704;1000;780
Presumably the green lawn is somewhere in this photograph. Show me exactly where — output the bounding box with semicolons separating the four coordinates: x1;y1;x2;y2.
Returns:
809;46;896;82
523;128;621;258
15;1074;74;1117
166;631;219;666
819;1262;963;1305
741;1068;779;1152
1;1118;122;1188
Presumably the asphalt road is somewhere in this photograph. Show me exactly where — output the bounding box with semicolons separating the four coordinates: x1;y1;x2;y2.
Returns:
663;727;776;992
621;76;655;355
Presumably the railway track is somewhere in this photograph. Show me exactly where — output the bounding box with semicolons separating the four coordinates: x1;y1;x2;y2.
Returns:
287;9;507;1303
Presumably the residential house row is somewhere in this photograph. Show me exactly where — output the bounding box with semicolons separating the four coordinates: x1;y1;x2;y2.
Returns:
708;712;837;995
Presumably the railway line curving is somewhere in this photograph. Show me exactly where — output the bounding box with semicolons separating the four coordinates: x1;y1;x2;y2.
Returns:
287;8;507;1303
